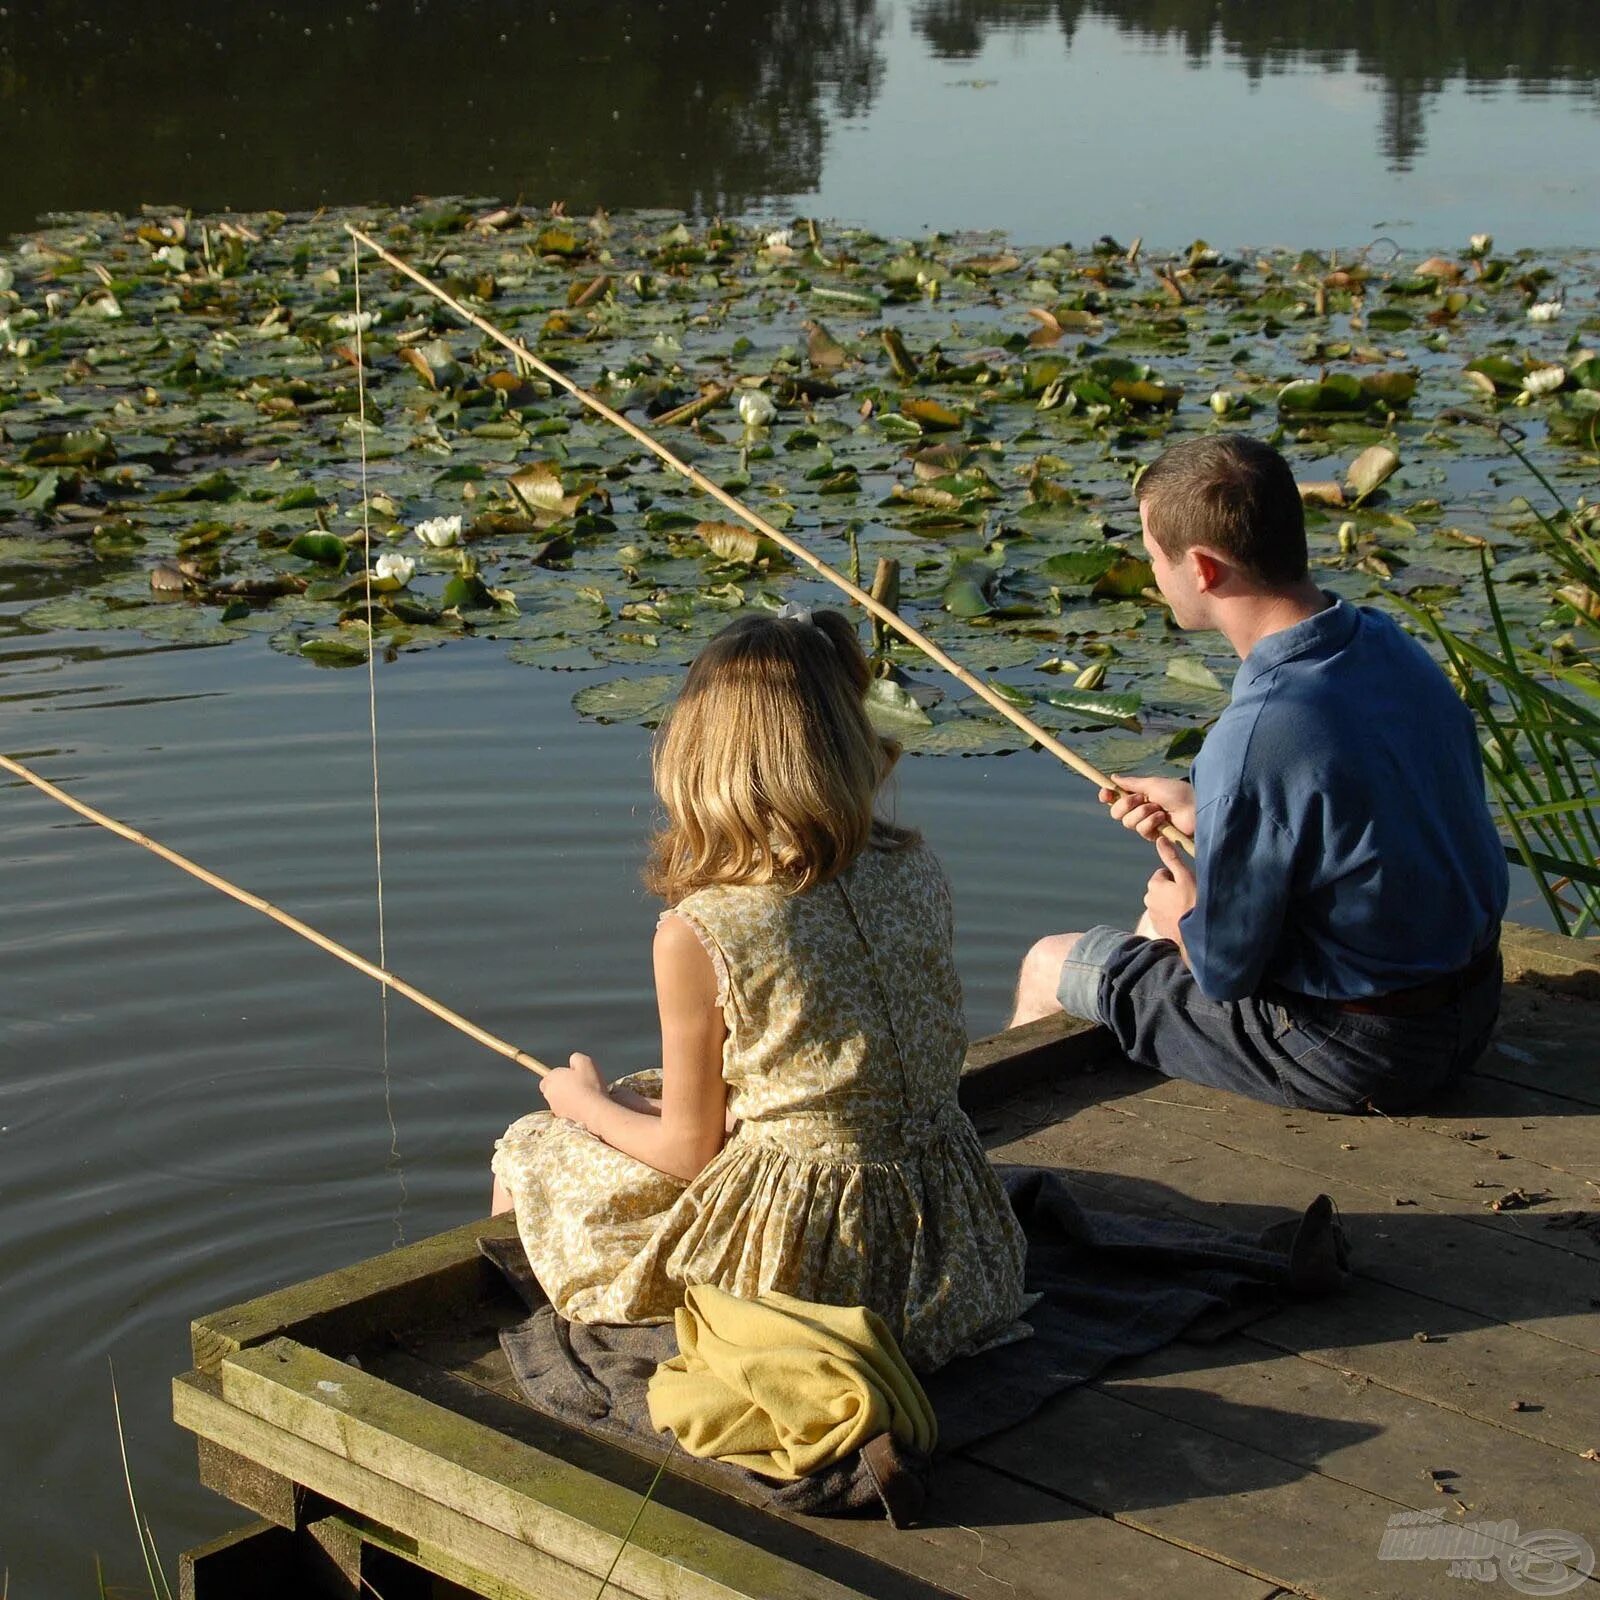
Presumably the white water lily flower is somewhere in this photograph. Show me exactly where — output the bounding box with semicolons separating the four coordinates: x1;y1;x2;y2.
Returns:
329;310;375;334
152;244;187;272
1521;365;1566;398
763;227;792;250
1468;233;1493;257
737;390;777;428
1527;300;1563;323
374;552;415;586
1208;390;1235;416
415;515;462;549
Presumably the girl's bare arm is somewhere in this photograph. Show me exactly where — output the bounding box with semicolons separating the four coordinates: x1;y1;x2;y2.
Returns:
543;915;727;1181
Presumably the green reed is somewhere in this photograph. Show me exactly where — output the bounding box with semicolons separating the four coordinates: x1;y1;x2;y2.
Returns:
1396;425;1600;935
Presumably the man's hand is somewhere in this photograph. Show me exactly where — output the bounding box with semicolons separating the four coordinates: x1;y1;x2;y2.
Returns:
539;1052;610;1129
1143;837;1197;949
1100;773;1197;841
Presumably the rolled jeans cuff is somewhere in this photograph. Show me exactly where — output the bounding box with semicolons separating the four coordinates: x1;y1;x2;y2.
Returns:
1056;924;1142;1024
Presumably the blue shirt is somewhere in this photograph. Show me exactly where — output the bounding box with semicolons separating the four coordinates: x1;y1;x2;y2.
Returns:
1180;594;1508;1002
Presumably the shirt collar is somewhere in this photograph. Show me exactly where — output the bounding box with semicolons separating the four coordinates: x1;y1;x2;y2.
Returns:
1236;591;1358;690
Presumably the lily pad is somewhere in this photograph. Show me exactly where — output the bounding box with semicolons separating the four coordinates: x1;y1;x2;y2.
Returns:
865;675;935;729
1165;655;1227;694
896;715;1024;756
572;673;679;727
1043;686;1143;730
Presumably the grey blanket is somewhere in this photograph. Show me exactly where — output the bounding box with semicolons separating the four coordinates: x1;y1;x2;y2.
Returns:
483;1168;1349;1526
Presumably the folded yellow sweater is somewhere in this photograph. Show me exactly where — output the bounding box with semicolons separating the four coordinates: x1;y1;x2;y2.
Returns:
646;1286;938;1481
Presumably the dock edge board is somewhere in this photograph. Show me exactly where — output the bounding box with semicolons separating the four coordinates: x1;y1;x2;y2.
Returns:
177;1344;869;1600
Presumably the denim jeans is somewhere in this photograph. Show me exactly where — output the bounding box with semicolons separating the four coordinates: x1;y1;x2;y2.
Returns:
1057;926;1502;1113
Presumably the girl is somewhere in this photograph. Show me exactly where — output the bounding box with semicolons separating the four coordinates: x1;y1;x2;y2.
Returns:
490;608;1029;1373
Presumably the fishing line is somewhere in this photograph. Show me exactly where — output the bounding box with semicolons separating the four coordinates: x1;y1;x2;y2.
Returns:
352;236;408;1243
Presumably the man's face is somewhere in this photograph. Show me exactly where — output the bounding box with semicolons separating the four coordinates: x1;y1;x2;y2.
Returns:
1139;500;1204;630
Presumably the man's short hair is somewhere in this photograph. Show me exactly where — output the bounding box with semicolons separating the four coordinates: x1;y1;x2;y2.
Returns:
1136;435;1308;585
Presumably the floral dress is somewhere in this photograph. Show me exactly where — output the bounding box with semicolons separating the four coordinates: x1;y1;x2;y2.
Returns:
490;839;1030;1373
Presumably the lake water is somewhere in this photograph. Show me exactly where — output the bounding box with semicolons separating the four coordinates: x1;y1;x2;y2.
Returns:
1;0;1596;1588
3;1;1599;249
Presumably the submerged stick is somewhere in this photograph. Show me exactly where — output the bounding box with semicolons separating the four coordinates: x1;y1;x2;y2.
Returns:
0;752;551;1076
345;225;1196;857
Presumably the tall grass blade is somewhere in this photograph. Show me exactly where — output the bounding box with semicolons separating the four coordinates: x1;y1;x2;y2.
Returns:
594;1444;673;1600
109;1360;174;1600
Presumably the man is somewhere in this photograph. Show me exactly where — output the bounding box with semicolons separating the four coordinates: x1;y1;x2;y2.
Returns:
1010;434;1507;1112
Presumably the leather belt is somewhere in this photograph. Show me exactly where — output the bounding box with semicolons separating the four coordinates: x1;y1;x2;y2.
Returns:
1320;941;1501;1018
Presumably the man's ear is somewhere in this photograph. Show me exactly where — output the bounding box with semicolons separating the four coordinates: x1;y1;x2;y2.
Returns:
1188;547;1225;593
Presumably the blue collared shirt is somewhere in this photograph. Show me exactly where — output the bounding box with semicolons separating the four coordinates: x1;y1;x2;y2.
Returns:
1179;594;1508;1002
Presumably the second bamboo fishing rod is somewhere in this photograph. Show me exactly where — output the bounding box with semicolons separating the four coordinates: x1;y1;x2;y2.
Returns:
344;226;1196;858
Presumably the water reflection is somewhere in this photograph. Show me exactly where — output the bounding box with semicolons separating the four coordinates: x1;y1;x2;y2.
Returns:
913;0;1600;167
1;0;1597;236
0;0;885;232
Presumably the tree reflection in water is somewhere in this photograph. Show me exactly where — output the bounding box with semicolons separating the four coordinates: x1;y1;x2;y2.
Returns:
914;0;1600;168
0;0;1597;232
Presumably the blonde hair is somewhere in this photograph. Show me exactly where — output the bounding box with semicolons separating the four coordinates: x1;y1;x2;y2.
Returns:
644;610;918;903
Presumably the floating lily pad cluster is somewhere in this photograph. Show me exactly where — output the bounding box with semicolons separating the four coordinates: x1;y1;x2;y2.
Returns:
1;207;1596;770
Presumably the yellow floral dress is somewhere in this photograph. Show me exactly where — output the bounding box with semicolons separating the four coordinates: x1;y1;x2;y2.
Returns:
491;839;1030;1373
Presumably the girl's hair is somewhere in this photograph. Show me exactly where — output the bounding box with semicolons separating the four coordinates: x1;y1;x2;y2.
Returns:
644;609;918;903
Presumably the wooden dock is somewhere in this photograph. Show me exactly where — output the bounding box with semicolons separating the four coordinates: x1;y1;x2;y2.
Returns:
175;923;1600;1599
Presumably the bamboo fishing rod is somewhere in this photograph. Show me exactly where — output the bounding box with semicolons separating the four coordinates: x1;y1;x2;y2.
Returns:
0;751;552;1076
345;225;1196;857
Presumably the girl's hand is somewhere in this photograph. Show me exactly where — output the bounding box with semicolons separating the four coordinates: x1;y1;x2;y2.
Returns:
539;1052;609;1129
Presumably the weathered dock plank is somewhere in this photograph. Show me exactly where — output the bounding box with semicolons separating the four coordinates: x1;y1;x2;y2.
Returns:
1095;1334;1600;1541
998;1105;1600;1448
179;1355;858;1600
372;1339;1281;1600
212;1338;863;1600
1096;1080;1600;1268
971;1384;1591;1600
191;1213;521;1377
178;1370;640;1600
997;1081;1600;1354
1500;923;1600;1003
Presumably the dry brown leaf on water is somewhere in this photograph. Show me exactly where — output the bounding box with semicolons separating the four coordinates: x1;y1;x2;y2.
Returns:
1026;308;1065;346
694;521;778;565
802;320;851;372
910;443;973;480
1298;480;1347;508
962;251;1021;277
1347;445;1401;504
508;462;583;522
